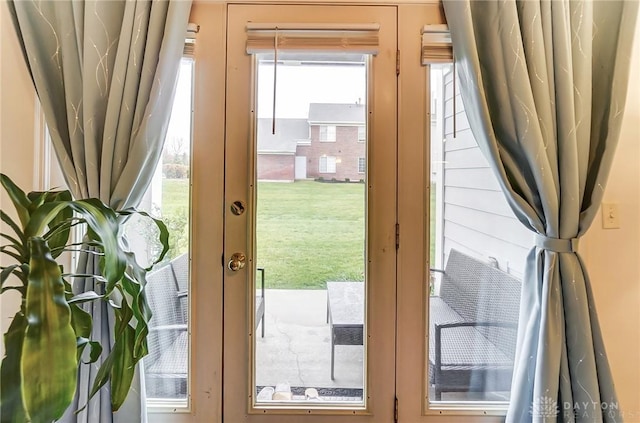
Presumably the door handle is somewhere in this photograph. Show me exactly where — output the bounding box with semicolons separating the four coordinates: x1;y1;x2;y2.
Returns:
228;252;246;271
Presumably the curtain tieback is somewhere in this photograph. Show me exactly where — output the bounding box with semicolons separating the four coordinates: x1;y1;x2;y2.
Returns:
535;234;579;253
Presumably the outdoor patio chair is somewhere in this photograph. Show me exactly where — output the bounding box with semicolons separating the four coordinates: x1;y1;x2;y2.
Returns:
429;249;521;400
144;254;189;398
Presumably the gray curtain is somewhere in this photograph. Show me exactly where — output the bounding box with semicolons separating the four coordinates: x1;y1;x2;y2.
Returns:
442;1;638;421
8;1;191;421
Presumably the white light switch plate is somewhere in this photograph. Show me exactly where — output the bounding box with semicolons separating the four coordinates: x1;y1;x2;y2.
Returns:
601;203;620;229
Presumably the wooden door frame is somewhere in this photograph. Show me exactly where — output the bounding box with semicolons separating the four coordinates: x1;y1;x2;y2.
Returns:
149;3;509;422
223;4;398;422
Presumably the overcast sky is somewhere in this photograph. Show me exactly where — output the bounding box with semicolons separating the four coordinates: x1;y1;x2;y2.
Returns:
165;59;367;152
257;62;366;119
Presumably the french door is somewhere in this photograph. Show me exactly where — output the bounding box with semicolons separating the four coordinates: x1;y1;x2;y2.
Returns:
223;4;397;422
148;2;508;422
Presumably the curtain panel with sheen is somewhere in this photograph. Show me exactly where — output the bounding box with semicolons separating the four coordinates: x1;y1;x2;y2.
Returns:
8;1;192;421
442;1;638;421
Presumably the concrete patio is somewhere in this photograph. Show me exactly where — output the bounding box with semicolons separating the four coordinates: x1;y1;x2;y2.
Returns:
255;289;364;398
146;288;510;402
255;288;511;403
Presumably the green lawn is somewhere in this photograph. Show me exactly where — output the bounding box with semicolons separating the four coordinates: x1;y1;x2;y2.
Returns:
256;181;365;289
162;178;190;216
162;179;437;289
161;178;190;260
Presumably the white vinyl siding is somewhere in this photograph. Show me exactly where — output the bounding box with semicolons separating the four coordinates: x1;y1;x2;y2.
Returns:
319;125;336;142
441;69;531;278
319;156;336;173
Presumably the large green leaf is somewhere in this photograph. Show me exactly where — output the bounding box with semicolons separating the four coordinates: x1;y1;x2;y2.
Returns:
23;202;70;240
109;325;137;411
0;174;31;228
1;232;25;259
24;199;127;294
21;238;77;423
107;296;138;411
68;291;103;304
87;297;136;411
1;174;171;418
1;285;26;296
69;302;92;339
0;209;26;250
0;312;27;423
0;246;23;265
76;339;103;365
1;264;21;286
67;285;103;363
121;256;151;359
41;190;73;259
70;199;127;293
87;347;114;407
119;209;170;269
26;190;70;212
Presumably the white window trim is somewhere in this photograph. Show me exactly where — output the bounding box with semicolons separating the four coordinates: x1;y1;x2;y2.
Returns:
319;125;337;142
319;156;337;173
357;157;366;174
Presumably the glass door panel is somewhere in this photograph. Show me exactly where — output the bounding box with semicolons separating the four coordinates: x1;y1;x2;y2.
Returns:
426;64;526;407
254;52;367;405
224;4;397;421
124;58;193;404
393;5;507;422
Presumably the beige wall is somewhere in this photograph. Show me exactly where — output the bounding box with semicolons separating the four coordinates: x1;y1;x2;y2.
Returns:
0;2;36;188
0;2;37;355
581;21;640;418
0;2;638;416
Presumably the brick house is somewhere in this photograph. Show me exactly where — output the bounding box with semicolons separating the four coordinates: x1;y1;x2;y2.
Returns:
257;103;366;182
256;118;309;182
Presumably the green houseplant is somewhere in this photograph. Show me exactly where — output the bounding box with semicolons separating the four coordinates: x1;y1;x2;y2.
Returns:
0;173;169;423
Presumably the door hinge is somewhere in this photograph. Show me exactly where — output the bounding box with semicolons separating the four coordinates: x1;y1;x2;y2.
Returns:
395;223;400;250
396;50;400;76
394;396;399;423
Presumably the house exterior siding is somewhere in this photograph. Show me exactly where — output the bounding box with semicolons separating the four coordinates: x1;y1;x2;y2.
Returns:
298;125;365;181
257;154;295;182
256;104;366;182
441;70;531;278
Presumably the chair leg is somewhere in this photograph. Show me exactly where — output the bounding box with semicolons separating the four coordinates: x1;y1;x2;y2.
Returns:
261;315;265;337
331;331;335;380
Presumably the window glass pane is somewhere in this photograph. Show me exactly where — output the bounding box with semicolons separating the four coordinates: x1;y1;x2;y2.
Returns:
255;52;367;406
357;126;366;142
125;58;193;403
320;125;337;142
319;156;337;174
326;156;336;173
327;125;337;141
427;63;528;405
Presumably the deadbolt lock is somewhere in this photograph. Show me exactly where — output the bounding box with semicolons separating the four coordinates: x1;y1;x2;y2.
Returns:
231;201;246;216
227;252;246;271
